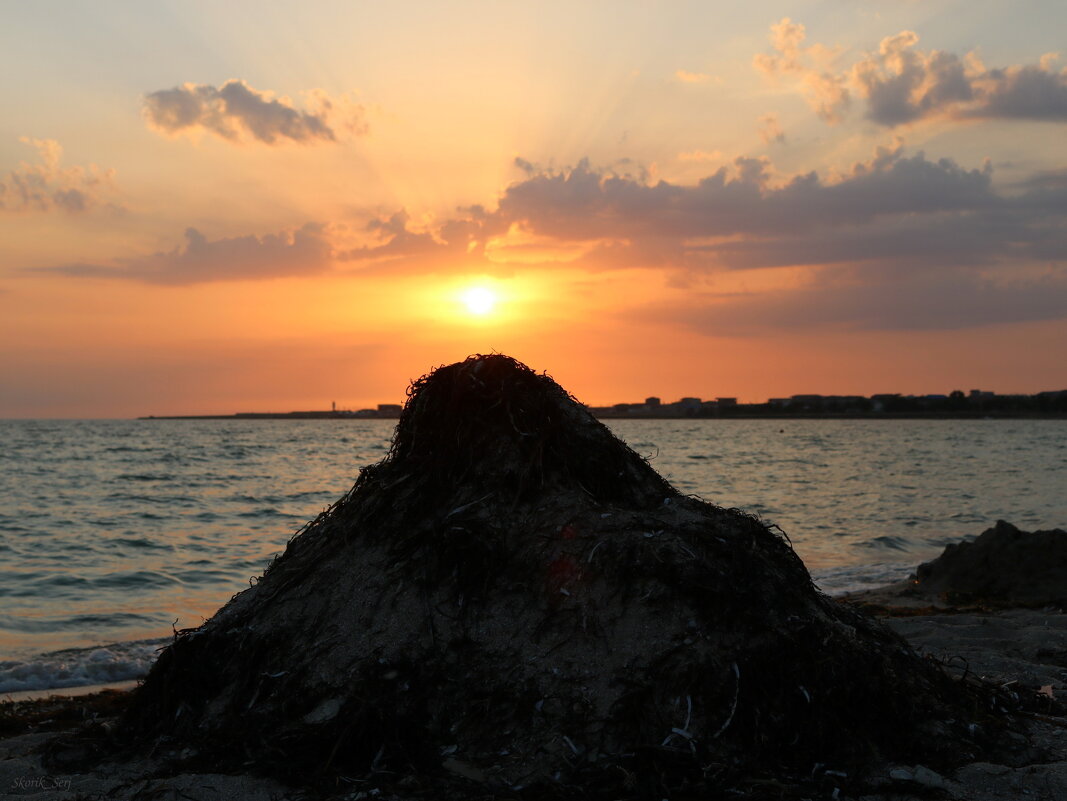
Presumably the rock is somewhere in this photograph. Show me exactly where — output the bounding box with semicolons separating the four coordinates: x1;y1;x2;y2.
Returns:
912;764;945;788
915;521;1067;607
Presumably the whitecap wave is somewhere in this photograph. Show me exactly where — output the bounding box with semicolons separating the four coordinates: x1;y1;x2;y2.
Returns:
0;638;167;694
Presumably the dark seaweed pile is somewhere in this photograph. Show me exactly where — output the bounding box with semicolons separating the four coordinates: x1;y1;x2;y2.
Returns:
116;355;999;799
916;520;1067;608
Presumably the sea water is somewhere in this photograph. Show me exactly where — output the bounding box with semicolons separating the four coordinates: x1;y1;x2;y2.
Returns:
1;418;1064;693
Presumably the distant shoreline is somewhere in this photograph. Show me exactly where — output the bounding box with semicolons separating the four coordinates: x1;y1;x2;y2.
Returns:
138;411;1067;421
140;388;1067;421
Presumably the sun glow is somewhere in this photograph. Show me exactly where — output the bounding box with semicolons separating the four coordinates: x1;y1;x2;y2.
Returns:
460;286;498;316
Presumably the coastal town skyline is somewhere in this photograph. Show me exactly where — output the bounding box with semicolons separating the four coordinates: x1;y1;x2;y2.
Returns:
142;385;1067;420
3;2;1066;417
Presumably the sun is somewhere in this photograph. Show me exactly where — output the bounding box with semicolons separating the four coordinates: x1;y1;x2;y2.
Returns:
460;286;497;316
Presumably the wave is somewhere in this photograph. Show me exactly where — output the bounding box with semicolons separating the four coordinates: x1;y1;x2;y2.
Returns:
811;561;913;596
114;473;175;482
855;535;912;552
0;638;167;694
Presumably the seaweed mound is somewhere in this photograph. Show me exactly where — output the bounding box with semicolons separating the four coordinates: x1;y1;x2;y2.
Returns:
916;520;1067;607
122;355;990;796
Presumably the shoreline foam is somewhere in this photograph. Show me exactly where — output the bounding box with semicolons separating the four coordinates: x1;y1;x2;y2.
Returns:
0;639;165;696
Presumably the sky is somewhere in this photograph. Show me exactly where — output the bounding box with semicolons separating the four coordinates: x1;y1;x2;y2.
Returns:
2;0;1066;417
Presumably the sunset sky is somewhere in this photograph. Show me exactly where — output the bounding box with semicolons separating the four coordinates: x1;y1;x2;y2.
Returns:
2;0;1066;417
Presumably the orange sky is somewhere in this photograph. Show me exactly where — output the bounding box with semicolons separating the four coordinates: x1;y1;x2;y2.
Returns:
2;2;1066;417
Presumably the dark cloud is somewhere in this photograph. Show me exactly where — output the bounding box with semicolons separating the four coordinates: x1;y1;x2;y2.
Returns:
40;223;332;284
854;32;974;126
971;64;1067;121
1017;168;1067;191
514;157;538;174
298;144;1059;285
0;138;116;214
757;20;1067;127
490;146;998;245
143;80;365;145
638;266;1067;335
485;150;1065;332
856;36;1067;126
34;144;1067;339
323;145;1055;296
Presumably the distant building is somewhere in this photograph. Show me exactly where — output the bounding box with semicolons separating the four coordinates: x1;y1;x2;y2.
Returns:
677;397;702;415
716;397;737;407
822;395;866;412
788;394;823;412
870;393;901;413
645;396;661;407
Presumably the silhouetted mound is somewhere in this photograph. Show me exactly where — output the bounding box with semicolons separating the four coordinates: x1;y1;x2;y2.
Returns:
120;356;995;797
916;520;1067;607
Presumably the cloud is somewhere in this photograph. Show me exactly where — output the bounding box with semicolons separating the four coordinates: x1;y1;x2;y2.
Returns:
143;80;366;144
753;18;851;123
0;138;117;213
675;70;718;84
678;149;723;162
289;144;1024;281
490;147;998;246
639;265;1067;334
968;63;1067;121
40;223;333;284
758;113;785;144
485;149;1066;332
36;207;487;284
336;210;485;274
1018;167;1067;191
753;16;808;73
756;20;1067;127
34;143;1067;340
852;31;974;126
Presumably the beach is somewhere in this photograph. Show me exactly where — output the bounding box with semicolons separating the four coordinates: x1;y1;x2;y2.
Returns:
3;603;1067;800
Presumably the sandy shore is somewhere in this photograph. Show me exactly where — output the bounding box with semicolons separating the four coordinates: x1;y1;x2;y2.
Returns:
3;604;1067;800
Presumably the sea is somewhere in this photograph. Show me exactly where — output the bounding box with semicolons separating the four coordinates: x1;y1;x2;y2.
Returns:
1;418;1064;694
